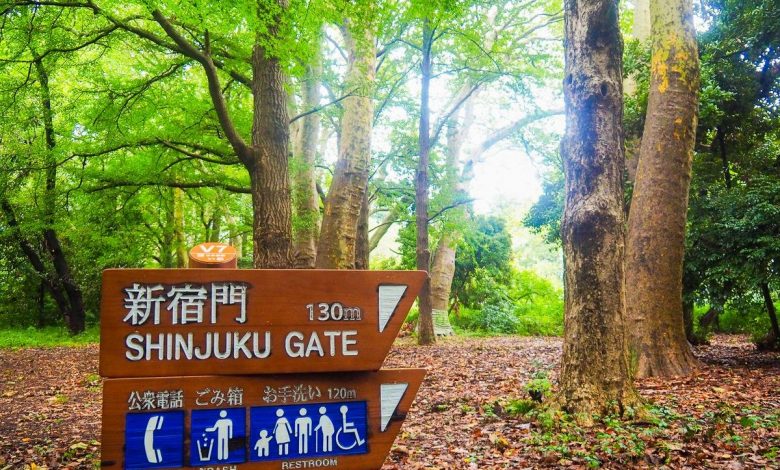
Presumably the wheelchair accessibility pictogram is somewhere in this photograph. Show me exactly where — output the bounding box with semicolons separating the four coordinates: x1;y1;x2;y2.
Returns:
335;405;365;450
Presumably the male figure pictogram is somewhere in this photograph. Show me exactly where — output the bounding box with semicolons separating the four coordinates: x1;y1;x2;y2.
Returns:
294;408;313;454
204;410;233;460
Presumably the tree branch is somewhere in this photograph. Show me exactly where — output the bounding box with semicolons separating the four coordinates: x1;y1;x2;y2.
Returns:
428;198;474;223
88;179;250;194
467;108;563;163
151;10;250;165
289;90;354;124
430;82;483;147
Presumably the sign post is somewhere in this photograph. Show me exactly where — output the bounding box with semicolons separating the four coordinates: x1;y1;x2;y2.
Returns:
100;263;426;469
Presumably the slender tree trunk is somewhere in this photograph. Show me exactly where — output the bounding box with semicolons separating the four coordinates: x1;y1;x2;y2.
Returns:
416;19;435;345
625;0;700;378
292;39;322;268
0;198;72;327
760;283;780;346
683;299;697;343
173;188;188;267
209;210;221;242
160;191;175;268
34;56;85;333
428;101;474;312
38;280;46;328
716;127;732;189
316;19;376;269
250;3;293;268
42;230;85;332
369;206;399;253
559;0;637;417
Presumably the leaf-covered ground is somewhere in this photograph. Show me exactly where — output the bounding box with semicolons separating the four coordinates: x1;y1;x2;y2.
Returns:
0;335;777;469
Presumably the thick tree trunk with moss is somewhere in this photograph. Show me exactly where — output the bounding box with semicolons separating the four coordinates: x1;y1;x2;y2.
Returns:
153;1;293;268
316;21;375;269
249;34;294;268
355;191;370;269
292;45;322;268
626;0;700;378
559;0;637;416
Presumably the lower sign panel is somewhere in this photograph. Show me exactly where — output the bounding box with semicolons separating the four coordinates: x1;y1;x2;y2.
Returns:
102;369;425;470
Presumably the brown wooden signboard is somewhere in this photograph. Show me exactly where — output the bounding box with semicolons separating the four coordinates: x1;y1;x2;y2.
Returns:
99;269;426;378
101;369;425;469
189;243;238;269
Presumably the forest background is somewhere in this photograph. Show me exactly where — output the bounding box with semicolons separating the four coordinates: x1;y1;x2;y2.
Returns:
0;0;777;351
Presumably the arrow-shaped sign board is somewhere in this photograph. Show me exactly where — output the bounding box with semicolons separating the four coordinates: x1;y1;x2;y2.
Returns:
101;369;425;469
99;270;426;378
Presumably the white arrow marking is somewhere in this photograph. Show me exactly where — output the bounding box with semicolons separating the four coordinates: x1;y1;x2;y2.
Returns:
378;284;407;333
380;383;408;432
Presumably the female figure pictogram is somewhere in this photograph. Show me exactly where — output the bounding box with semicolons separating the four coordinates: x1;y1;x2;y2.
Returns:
272;409;292;455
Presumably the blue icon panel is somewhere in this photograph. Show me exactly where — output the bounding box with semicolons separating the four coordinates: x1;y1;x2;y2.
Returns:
190;408;246;465
125;411;184;469
249;401;368;462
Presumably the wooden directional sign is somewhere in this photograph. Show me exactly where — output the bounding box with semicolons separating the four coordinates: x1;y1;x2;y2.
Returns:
188;243;238;268
99;269;426;378
101;369;425;469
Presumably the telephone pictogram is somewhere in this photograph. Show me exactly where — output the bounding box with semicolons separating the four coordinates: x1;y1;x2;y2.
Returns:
144;415;164;464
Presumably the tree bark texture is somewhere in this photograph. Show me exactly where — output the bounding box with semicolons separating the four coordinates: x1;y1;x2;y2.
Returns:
368;206;399;252
416;20;435;345
355;190;370;269
761;283;780;346
34;56;86;333
173;188;188;267
430;232;457;312
292;49;322;269
153;2;294;268
249;1;294;268
160;194;175;268
428;101;474;313
559;0;637;416
626;0;700;378
0;199;73;329
316;21;375;269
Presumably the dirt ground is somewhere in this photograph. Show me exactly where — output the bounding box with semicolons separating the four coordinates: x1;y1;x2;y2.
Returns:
1;335;778;469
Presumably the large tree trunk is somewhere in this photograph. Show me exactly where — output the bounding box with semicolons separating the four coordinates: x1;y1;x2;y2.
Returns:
625;0;700;378
153;4;294;268
292;39;322;268
559;0;637;417
355;191;370;269
416;19;435;345
316;20;376;269
249;3;294;268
